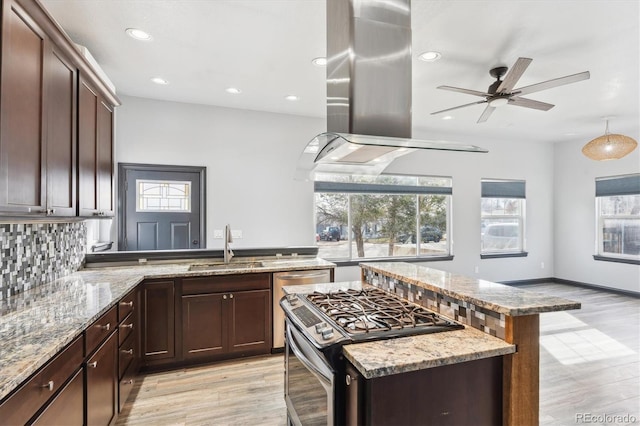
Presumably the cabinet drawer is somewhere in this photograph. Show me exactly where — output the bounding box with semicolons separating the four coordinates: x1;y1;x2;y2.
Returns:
118;289;136;322
118;361;137;413
118;311;135;346
183;273;270;295
31;368;84;425
0;334;83;425
86;305;117;356
118;331;136;380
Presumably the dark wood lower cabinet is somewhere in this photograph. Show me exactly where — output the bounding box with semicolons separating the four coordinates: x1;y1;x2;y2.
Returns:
86;331;118;426
229;289;271;354
141;279;176;367
345;356;503;426
31;368;83;425
182;292;226;359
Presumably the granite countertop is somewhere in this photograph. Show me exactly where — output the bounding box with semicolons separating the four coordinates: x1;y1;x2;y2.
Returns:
0;257;335;402
362;262;581;316
281;281;516;379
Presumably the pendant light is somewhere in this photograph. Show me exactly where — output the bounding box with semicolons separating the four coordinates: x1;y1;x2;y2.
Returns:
582;119;638;161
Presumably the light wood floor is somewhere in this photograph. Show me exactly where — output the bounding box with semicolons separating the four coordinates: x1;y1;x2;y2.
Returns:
116;283;639;426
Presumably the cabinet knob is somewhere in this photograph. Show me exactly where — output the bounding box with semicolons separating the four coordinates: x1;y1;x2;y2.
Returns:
87;361;98;368
345;374;356;386
229;294;234;299
120;301;134;308
101;323;111;331
120;323;134;329
223;295;227;300
41;380;54;391
121;349;134;355
124;379;134;385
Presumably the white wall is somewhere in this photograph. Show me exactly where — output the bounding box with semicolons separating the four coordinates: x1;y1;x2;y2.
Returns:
553;138;640;293
115;95;638;292
115;95;324;249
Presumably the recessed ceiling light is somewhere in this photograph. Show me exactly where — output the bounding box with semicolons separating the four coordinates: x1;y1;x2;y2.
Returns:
442;115;454;120
151;77;169;85
418;51;441;62
225;87;242;94
285;95;299;101
126;28;152;41
312;57;327;66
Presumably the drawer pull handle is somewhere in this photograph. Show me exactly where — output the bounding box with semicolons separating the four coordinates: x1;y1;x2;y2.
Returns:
121;349;134;355
120;323;134;329
87;361;98;368
223;295;227;299
229;294;234;299
101;323;111;331
42;380;54;391
120;301;134;307
124;379;133;385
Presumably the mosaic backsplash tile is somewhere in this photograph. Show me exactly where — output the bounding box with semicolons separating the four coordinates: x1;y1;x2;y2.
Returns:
0;222;87;300
364;269;506;339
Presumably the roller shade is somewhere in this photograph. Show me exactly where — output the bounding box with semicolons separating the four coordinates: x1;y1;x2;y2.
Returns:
595;174;640;197
314;181;452;195
481;180;526;199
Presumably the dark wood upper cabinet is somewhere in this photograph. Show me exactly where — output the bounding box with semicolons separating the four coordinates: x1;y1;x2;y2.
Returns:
78;77;115;217
0;0;118;218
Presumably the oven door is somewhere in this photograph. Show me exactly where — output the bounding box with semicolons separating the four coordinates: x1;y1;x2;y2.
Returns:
285;318;335;426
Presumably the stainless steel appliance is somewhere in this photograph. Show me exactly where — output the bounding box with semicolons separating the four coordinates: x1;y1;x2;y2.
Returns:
272;269;332;349
281;287;464;425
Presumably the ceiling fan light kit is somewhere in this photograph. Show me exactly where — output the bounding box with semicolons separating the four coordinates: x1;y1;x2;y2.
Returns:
582;120;638;161
431;57;590;123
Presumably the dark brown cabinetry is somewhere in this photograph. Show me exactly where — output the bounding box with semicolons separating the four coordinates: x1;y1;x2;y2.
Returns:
181;273;272;363
85;331;118;426
344;356;503;426
0;0;76;216
78;77;115;217
117;288;140;411
0;0;118;218
0;334;84;425
141;279;176;367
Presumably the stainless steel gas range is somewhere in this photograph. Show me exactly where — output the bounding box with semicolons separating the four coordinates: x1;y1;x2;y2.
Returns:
280;287;463;426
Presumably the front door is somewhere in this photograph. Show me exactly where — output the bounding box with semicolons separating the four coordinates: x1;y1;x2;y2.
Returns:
119;164;205;251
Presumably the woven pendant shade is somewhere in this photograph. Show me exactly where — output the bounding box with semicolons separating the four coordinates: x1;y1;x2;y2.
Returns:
582;120;638;161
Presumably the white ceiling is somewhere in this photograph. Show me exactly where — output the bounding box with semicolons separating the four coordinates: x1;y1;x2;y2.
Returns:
41;0;639;146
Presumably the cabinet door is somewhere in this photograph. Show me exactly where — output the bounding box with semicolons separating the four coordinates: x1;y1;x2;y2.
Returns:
96;100;114;215
0;0;47;214
77;78;99;216
141;280;176;364
229;289;271;355
86;331;118;426
182;293;227;359
45;45;76;216
31;368;83;426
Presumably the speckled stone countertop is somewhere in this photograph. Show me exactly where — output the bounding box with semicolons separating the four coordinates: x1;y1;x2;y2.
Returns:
362;262;581;316
281;281;516;379
0;257;335;401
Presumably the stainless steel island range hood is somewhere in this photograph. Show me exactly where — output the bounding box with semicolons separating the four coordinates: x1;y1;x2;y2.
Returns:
296;0;487;179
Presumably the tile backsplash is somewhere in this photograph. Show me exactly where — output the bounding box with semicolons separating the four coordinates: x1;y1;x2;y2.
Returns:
0;222;87;300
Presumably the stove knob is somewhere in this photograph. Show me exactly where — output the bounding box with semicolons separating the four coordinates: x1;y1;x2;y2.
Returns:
286;294;299;306
315;322;327;333
321;328;334;340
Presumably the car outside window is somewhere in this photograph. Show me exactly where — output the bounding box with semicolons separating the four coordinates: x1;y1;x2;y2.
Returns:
481;179;526;256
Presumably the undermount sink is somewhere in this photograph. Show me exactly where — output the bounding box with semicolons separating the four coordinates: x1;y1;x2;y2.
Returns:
188;261;265;271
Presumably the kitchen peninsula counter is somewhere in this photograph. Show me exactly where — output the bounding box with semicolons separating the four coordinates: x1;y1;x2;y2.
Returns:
0;257;335;401
281;281;516;379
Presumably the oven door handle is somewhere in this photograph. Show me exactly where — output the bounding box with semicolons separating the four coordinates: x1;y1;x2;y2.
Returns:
287;325;333;386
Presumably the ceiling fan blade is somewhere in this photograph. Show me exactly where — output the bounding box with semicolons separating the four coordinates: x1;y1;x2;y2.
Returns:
496;57;533;93
431;100;487;115
437;86;489;97
514;71;590;96
509;97;555;111
477;105;496;123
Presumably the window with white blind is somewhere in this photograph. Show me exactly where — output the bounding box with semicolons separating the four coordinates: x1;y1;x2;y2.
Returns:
595;174;640;263
481;179;526;257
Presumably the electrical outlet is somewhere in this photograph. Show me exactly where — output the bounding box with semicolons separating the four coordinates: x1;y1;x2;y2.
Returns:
231;229;243;239
213;229;223;239
474;266;479;273
541;262;545;269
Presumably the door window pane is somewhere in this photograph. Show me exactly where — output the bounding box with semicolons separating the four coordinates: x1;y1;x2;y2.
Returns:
136;180;191;212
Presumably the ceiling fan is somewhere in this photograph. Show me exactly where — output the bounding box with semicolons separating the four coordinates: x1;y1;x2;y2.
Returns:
431;57;590;123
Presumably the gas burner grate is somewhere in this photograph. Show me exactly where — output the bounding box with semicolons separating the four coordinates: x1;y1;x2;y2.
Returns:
306;288;455;335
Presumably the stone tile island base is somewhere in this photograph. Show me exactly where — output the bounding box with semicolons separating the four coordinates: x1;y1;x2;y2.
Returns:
361;262;581;426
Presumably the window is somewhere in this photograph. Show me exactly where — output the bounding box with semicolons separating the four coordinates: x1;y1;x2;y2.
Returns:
314;173;452;261
595;174;640;262
136;179;191;212
481;179;526;256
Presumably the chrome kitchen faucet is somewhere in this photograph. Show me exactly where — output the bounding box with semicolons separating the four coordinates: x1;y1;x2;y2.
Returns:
224;224;234;263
